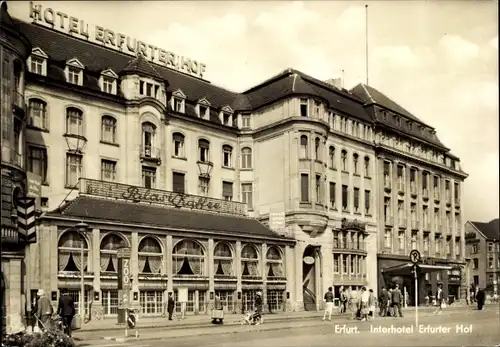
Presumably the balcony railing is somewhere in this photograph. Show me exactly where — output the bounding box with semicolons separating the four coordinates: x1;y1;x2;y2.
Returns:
423;188;429;199
385;216;394;226
1;225;19;243
13;90;26;112
384;175;391;189
140;145;161;163
1;145;23;170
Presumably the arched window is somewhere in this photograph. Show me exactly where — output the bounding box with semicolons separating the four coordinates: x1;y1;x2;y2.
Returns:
58;231;89;272
66;107;83;136
101;116;117;144
173;239;205;276
222;145;233;168
241;244;259;277
241;147;252;169
172;132;185;158
353;153;359;175
314;138;320;160
329;146;335;169
138;237;162;274
266;246;284;278
214;242;233;276
299;135;308;159
100;233;126;273
341;150;347;171
28;98;48;130
364;156;370;177
141;122;156;157
198;139;210;162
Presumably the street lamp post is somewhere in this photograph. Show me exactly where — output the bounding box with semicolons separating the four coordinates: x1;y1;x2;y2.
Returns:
75;222;89;324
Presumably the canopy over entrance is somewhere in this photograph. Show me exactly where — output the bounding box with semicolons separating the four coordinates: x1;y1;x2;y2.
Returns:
382;263;452;276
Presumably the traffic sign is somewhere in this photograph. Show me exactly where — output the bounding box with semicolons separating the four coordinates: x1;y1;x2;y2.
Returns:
409;249;421;263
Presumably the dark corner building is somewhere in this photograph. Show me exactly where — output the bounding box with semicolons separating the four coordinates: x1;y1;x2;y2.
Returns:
351;84;469;306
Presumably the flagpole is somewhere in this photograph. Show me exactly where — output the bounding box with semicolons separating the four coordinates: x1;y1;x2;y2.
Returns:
365;4;369;85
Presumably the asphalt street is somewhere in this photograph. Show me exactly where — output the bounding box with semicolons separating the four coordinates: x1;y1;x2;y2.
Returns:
78;308;500;347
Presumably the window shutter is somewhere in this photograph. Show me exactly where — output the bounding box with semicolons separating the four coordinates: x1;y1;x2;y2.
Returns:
172;172;185;193
222;181;233;197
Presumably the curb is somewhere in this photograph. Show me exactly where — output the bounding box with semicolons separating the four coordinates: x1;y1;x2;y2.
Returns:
76;306;472;334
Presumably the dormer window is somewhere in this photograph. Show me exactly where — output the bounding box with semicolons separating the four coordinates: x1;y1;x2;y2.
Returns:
407;121;413;131
394;116;400;126
196;98;210;120
219;106;234;127
100;69;118;95
65;58;84;86
28;48;48;76
139;80;160;98
171;89;186;113
241;113;251;128
300;98;308;117
314;101;321;117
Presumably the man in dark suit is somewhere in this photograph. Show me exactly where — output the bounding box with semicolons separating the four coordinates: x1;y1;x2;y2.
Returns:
167;293;175;320
379;287;389;317
391;284;404;317
58;288;75;337
476;287;485;310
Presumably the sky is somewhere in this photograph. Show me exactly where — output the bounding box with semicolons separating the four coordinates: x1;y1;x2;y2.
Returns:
8;1;499;223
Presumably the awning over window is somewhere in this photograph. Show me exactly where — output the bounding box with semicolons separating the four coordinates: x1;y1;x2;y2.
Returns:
382;263;452;276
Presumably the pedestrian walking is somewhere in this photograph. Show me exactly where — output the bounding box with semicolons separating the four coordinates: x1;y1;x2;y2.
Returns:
360;287;370;321
340;288;347;314
378;287;389;317
211;293;224;324
476;287;485;310
391;284;404;318
167;293;175;320
368;289;376;320
434;283;444;315
322;287;334;321
36;289;53;331
57;288;75;337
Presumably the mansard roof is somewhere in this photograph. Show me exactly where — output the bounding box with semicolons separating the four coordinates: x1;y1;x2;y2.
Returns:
350;83;447;149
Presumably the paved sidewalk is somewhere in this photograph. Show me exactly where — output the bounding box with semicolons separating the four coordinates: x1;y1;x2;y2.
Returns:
75;304;472;333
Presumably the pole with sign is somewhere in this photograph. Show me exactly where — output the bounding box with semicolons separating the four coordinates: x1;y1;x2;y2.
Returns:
409;249;421;329
117;247;131;324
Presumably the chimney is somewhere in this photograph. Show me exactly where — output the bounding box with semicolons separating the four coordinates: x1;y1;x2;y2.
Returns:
325;78;342;89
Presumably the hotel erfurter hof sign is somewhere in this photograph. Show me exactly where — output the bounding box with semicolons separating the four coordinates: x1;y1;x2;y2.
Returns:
29;2;207;79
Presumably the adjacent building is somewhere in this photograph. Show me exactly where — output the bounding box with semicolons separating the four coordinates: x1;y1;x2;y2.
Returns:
0;1;32;334
0;1;469;327
465;219;499;295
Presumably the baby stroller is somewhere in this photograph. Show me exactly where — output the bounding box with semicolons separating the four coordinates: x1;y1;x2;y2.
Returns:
241;309;264;325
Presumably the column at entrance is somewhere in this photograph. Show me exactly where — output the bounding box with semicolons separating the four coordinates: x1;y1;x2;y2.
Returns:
314;249;322;311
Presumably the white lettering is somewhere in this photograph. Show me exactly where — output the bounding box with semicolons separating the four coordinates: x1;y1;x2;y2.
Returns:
29;2;208;78
334;324;359;334
455;324;472;334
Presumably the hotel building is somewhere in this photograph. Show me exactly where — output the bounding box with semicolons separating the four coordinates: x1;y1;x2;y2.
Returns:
0;1;468;327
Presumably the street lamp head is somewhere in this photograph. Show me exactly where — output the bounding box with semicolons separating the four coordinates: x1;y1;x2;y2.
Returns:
75;222;89;233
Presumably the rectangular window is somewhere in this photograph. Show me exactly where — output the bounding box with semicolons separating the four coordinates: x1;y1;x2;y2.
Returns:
342;185;348;211
241;183;253;209
66;108;83;136
27;146;48;182
300;174;309;202
488;258;494;268
333;255;340;273
473;259;478;269
222;181;233;201
314;101;320;117
241;114;251;128
199;105;207;118
353;188;360;212
300;98;308;117
222;147;232;167
411;232;417;250
172;172;185;193
101;159;116;182
329;182;336;209
384;229;392;248
398;231;405;250
364;190;371;215
423;235;429;252
342;256;348;274
198;177;210;196
350;255;356;274
101;117;116;143
102;77;114;94
142;167;156;189
315;175;321;203
28;99;48;129
173;133;185;158
139;291;164;315
31;57;43;74
65;153;82;187
435;237;441;254
333;232;339;248
68;67;80;85
174;98;183;112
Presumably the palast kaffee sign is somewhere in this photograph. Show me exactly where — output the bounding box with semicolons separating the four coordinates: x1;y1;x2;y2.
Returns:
29;1;207;78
